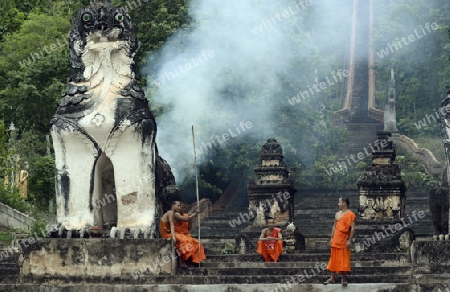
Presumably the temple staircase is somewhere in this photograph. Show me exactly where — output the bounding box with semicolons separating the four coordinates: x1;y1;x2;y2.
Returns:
1;191;448;291
176;190;443;289
0;250;20;285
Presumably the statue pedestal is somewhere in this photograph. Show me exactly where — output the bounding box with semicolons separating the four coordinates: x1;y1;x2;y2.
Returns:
353;219;415;253
428;187;449;238
412;240;450;273
20;239;176;279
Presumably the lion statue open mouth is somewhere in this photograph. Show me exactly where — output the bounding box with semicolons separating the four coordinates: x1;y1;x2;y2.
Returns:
50;0;178;238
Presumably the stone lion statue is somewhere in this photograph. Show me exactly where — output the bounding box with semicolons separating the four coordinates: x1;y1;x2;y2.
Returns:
50;0;178;238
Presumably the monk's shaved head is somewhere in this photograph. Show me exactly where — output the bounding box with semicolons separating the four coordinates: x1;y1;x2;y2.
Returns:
340;195;349;207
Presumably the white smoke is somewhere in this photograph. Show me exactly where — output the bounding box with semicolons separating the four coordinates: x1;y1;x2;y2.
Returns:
144;0;353;183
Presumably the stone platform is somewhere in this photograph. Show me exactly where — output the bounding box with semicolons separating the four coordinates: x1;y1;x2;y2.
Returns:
1;240;449;291
19;238;175;280
1;283;446;292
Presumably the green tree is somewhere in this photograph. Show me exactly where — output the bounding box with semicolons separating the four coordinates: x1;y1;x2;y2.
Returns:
29;155;55;211
0;11;69;132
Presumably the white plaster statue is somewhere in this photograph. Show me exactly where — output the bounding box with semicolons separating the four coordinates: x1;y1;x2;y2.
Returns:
50;1;176;238
239;238;246;254
364;198;376;219
254;203;266;226
269;200;280;219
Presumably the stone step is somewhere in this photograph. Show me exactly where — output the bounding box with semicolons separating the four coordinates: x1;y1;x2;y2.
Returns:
190;232;245;239
293;191;427;197
212;214;388;223
176;266;413;277
0;267;20;275
197;261;412;269
297;219;432;227
293;220;433;227
0;263;20;269
195;223;434;239
293;209;340;214
292;203;430;210
194;225;248;230
201;252;411;263
0;275;19;284
19;274;414;285
0;283;425;291
290;205;354;211
198;218;244;224
207;212;251;218
292;201;428;207
0;252;20;261
195;238;235;243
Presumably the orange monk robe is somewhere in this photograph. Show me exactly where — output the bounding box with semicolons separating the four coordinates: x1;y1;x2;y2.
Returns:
257;228;283;262
159;220;171;239
174;214;206;263
327;211;356;273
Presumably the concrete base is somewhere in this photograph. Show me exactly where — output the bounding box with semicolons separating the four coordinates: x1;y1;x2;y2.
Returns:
412;240;450;273
1;283;447;292
19;238;176;279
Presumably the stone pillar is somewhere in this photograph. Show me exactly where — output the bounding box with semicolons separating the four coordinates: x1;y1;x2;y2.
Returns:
357;131;406;220
236;138;303;253
248;138;296;227
355;131;411;252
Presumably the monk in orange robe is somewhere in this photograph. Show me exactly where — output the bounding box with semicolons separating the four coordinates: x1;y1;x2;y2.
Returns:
324;196;356;287
159;213;171;239
159;201;205;267
257;217;283;262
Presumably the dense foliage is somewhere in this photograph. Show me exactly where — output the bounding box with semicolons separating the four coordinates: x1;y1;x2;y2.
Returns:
372;0;450;137
0;0;448;210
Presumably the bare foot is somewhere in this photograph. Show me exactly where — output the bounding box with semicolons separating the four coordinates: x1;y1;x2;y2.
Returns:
178;263;188;269
323;278;335;285
178;259;188;269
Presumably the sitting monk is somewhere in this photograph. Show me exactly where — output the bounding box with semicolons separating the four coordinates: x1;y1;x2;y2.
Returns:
159;200;206;267
257;217;283;262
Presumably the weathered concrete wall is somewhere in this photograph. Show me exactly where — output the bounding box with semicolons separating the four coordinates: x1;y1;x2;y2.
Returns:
20;238;176;278
412;240;450;273
0;202;35;230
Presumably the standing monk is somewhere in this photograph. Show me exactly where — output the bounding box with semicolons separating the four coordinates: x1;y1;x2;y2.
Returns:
257;217;283;262
324;195;356;287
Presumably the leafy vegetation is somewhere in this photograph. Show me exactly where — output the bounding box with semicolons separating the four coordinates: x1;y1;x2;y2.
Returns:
372;0;450;138
0;226;15;247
